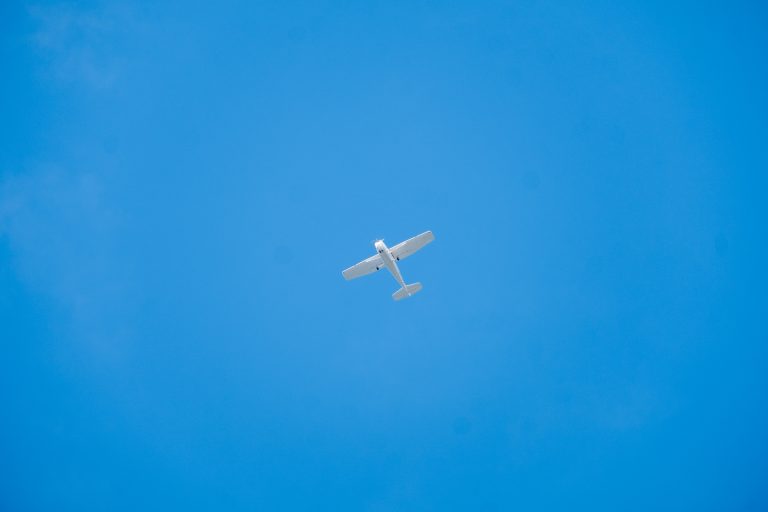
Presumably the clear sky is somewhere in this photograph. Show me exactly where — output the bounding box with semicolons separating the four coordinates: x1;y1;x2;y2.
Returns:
2;1;767;510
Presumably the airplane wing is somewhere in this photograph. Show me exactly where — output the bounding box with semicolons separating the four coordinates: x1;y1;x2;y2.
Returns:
390;231;434;261
342;253;385;280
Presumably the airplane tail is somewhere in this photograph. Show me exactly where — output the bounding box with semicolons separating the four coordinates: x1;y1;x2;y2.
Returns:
392;282;422;301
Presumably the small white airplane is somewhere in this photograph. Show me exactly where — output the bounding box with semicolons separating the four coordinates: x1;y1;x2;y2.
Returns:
342;231;435;301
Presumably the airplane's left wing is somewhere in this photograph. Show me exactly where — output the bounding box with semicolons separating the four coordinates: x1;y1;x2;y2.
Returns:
390;231;434;261
342;253;385;280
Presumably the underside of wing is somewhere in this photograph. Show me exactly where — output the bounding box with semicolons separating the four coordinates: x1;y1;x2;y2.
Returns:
390;231;434;261
342;253;384;280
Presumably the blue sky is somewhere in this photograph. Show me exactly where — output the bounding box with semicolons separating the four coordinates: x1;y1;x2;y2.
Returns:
2;1;767;510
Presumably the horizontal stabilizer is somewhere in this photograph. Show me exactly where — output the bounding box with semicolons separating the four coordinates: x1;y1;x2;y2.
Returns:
392;282;422;301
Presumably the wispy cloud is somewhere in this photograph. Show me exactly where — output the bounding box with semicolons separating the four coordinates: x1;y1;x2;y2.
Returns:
27;3;136;89
0;164;130;360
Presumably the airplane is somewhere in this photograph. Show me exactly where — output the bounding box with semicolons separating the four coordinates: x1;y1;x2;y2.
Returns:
342;231;435;301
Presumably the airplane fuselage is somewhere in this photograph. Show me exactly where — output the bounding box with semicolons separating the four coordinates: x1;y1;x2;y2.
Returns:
375;240;406;288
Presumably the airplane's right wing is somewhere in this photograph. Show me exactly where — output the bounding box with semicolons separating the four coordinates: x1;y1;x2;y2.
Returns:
390;231;434;261
342;253;385;280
